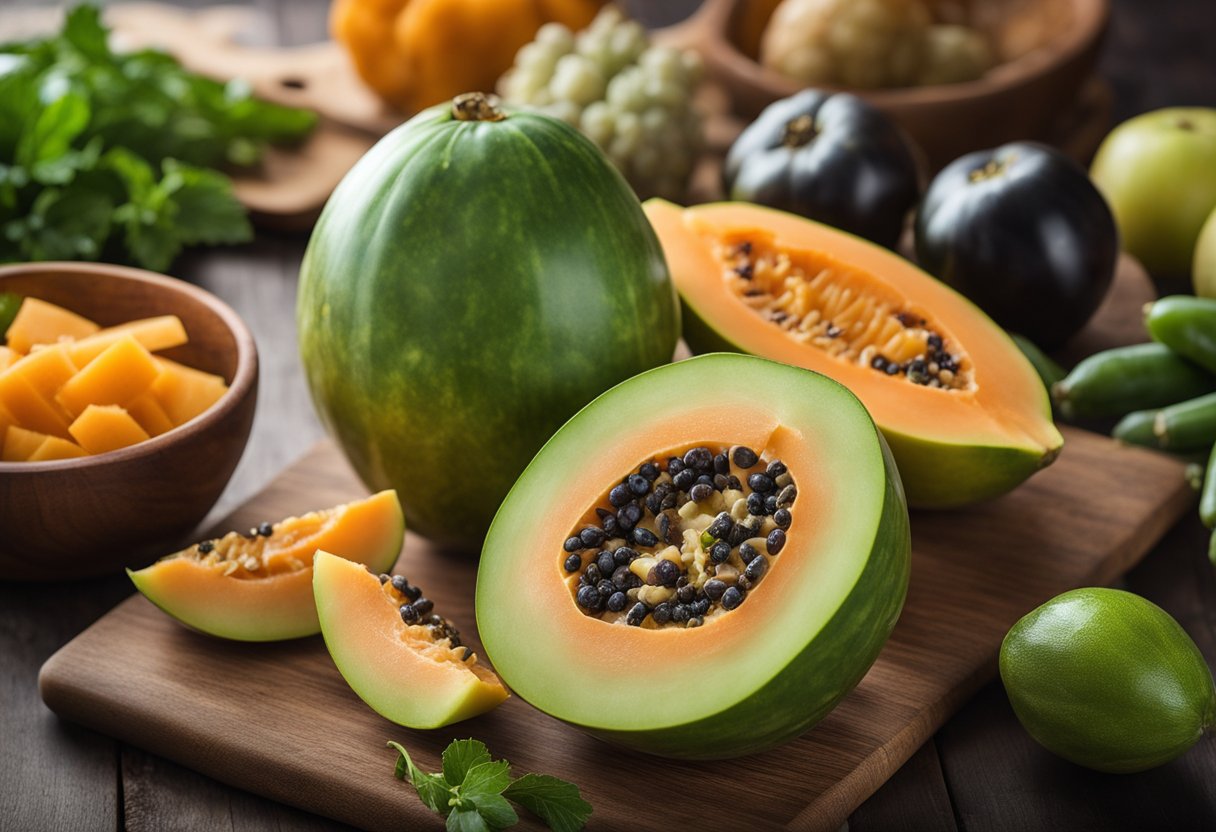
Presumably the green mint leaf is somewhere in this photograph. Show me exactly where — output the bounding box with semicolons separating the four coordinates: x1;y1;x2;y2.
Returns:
24;184;112;261
465;792;518;830
18;89;89;168
459;760;512;801
160;159;250;245
387;741;452;817
446;806;491;832
503;774;593;832
61;4;111;65
442;739;493;787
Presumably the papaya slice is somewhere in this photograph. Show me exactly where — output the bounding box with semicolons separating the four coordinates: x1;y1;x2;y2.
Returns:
314;551;508;729
477;354;910;758
644;199;1063;507
128;491;405;642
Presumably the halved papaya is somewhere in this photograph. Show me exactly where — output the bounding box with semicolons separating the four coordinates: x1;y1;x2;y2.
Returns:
476;354;910;758
128;491;405;641
644;200;1064;507
314;551;508;728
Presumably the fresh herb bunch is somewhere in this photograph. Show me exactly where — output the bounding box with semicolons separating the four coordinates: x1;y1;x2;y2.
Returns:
389;739;592;832
0;4;316;271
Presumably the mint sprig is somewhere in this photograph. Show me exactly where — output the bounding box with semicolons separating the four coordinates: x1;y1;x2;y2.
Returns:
0;4;315;271
388;739;592;832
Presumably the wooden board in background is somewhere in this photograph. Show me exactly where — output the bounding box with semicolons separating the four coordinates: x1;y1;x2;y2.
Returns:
40;424;1192;832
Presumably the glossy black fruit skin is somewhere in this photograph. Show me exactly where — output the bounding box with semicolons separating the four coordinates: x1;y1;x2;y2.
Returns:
915;142;1118;349
723;90;921;249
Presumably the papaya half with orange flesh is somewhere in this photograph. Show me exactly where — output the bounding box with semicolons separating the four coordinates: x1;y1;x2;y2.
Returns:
314;551;508;728
128;491;404;641
477;354;910;758
643;200;1063;507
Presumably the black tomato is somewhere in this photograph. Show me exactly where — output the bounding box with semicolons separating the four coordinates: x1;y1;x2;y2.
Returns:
914;142;1118;349
723;90;921;250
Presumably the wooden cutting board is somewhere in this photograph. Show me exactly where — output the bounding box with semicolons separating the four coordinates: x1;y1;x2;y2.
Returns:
40;425;1192;832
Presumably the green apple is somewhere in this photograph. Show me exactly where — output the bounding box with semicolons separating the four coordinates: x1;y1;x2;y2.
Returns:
1091;107;1216;277
1195;206;1216;298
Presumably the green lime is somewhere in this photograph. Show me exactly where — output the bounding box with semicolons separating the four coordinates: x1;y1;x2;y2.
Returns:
1000;587;1216;773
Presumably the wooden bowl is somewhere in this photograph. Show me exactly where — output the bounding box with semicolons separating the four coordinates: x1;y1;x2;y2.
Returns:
659;0;1110;168
0;263;258;581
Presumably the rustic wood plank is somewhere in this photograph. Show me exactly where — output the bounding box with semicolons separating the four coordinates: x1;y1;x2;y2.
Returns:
849;741;957;832
0;574;130;832
123;749;353;832
40;424;1192;832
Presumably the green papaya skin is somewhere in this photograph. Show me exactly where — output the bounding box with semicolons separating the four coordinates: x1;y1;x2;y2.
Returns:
1000;587;1216;774
1053;342;1216;421
1146;296;1216;373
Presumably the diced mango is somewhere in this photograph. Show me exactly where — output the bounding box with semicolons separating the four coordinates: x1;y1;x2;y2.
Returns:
152;358;228;426
5;297;99;354
0;401;16;456
2;425;51;462
28;436;87;461
0;374;71;438
68;405;151;455
125;393;175;437
67;315;189;366
56;335;160;417
0;346;18;371
0;342;77;398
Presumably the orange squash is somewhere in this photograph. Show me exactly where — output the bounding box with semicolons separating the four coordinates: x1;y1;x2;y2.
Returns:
643;199;1063;507
129;491;406;642
330;0;606;113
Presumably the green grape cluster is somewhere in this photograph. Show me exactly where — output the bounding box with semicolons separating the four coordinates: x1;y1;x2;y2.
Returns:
499;7;704;201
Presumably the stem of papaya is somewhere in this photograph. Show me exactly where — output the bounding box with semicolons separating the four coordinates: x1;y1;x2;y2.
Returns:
451;92;506;122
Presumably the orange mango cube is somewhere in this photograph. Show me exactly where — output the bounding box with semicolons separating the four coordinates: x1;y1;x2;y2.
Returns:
125;394;176;437
0;374;71;438
67;315;188;366
3;425;51;462
0;342;77;398
5;297;99;354
56;335;160;417
68;405;151;455
28;436;87;461
152;358;228;426
0;346;18;371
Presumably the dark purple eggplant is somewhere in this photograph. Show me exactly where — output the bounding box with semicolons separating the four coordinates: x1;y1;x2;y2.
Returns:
723;90;921;249
915;142;1118;349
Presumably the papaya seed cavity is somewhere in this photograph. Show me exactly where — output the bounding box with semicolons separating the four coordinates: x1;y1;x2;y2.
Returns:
561;443;797;629
717;238;974;391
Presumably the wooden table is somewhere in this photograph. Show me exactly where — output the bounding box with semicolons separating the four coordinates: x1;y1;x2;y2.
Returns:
3;1;1216;830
